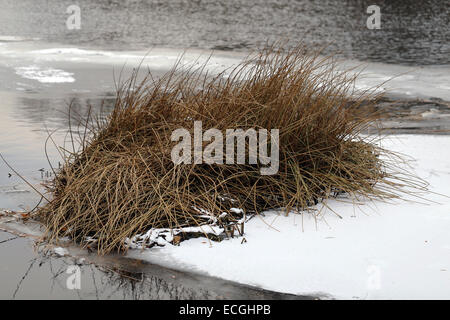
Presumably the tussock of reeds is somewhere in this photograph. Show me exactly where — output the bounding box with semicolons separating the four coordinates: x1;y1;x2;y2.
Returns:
37;44;426;254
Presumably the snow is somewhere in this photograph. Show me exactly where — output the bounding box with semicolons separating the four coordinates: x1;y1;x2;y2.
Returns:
128;135;450;299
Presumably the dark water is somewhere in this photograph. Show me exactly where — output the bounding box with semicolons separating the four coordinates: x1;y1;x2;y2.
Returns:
0;0;448;65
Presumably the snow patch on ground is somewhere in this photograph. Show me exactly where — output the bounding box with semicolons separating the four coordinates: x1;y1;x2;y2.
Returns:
129;135;450;299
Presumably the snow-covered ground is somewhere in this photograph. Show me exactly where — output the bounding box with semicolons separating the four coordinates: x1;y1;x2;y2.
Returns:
129;135;450;299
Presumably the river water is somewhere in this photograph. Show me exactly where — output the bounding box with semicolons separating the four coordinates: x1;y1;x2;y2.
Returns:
0;0;449;299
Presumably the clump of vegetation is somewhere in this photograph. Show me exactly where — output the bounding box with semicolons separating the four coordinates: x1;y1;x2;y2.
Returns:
36;44;424;254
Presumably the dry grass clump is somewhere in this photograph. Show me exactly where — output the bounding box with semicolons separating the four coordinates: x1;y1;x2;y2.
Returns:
37;45;422;254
